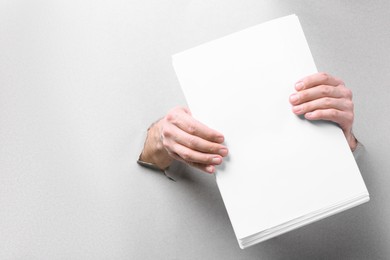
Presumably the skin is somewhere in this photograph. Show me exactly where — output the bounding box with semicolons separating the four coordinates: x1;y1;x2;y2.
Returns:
289;72;357;151
139;107;228;174
139;72;357;174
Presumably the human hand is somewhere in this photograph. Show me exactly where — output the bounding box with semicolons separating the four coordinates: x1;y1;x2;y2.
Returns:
289;72;357;151
139;106;228;174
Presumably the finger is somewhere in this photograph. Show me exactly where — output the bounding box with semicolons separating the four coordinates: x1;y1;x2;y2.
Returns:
295;72;344;91
304;109;354;130
186;161;217;174
292;97;353;115
161;119;228;158
167;143;223;167
181;106;192;116
166;152;215;174
166;108;224;143
289;84;346;105
172;127;228;157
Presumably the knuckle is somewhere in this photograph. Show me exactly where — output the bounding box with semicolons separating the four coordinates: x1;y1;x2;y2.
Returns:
165;106;184;123
162;138;172;151
335;77;345;85
187;136;197;148
165;111;176;123
321;85;332;96
338;84;353;99
345;88;353;99
187;123;197;135
163;137;173;149
330;109;339;119
319;72;330;82
161;127;172;139
180;150;191;161
345;99;354;110
324;97;332;107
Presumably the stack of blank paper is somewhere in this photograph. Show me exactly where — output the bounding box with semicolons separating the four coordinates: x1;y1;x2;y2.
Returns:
172;14;369;249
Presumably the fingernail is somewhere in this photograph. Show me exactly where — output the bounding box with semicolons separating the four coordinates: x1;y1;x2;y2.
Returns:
206;165;215;174
212;157;222;164
293;105;302;114
305;112;313;119
295;81;304;91
219;148;228;157
289;93;299;104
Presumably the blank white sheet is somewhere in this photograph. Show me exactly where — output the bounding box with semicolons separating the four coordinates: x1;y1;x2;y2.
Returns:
172;14;369;247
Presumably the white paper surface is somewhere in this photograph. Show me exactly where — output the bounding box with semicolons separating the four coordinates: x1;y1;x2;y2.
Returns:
172;14;369;247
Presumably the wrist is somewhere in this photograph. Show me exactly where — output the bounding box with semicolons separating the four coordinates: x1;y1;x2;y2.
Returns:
139;119;173;170
344;129;358;152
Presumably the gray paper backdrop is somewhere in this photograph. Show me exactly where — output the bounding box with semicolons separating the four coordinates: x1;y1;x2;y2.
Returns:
1;1;389;259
